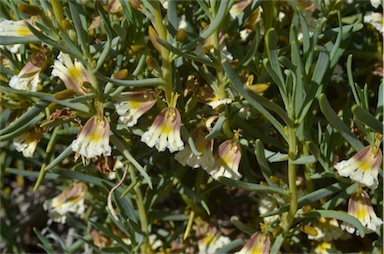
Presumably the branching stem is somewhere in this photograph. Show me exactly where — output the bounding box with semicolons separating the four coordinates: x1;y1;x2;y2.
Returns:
151;1;173;105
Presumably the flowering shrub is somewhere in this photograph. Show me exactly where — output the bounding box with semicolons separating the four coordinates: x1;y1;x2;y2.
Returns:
1;0;382;253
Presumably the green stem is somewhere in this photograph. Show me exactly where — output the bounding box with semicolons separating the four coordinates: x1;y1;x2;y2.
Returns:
284;126;298;233
151;1;173;105
128;165;151;253
303;143;314;193
34;126;59;191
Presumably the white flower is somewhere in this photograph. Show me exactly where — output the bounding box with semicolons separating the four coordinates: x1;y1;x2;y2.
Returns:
52;52;92;95
9;51;46;91
149;234;163;251
364;11;384;33
72;115;112;159
141;106;184;153
43;183;87;224
311;241;335;254
9;70;40;91
1;44;21;53
341;187;383;236
160;0;168;9
194;84;232;109
205;138;242;180
235;232;271;254
175;127;215;170
114;89;157;127
335;146;382;189
207;96;232;109
307;217;345;242
195;220;231;254
229;0;251;20
0;18;34;37
370;0;381;8
258;194;280;223
13;128;44;158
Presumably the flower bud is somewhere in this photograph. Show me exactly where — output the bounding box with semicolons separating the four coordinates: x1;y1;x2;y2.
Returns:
18;3;41;16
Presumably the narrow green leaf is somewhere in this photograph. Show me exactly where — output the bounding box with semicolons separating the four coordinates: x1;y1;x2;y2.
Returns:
68;1;90;58
205;115;225;140
245;89;294;127
352;105;383;134
346;55;360;105
298;52;329;124
291;155;316;164
52;168;112;187
167;0;178;43
319;94;364;151
223;61;288;142
44;228;69;252
44;146;74;171
266;151;288;162
325;37;352;74
33;228;56;253
26;22;82;60
305;18;325;73
95;72;165;87
230;216;256;235
196;0;212;20
151;213;189;221
319;23;363;39
188;136;202;157
0;86;91;113
0;100;48;136
263;59;287;106
218;177;289;197
34;20;58;40
58;31;85;64
89;220;132;253
261;182;351;217
255;139;275;187
304;210;365;238
0;108;11;127
181;0;229;51
236;28;260;70
119;0;135;24
214;239;244;254
321;182;358;210
156;38;215;67
108;189;138;228
94;5;113;72
67;93;96;103
0;114;42;142
290;27;307;86
377;81;383;111
305;141;320;160
288;25;307;116
6;167;60;180
264;28;287;96
111;134;152;189
34;127;61;191
270;234;284;254
298;10;310;55
0;35;40;45
329;12;343;65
